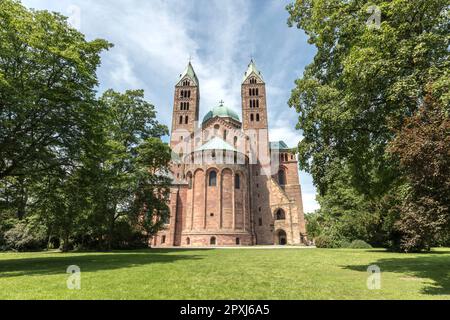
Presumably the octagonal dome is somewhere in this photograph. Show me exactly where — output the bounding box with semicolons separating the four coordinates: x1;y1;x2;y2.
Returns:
202;102;240;124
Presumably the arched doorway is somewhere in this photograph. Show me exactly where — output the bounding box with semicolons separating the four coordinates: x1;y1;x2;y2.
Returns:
276;230;287;246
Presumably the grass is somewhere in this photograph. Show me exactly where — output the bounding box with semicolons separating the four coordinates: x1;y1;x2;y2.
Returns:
0;248;449;300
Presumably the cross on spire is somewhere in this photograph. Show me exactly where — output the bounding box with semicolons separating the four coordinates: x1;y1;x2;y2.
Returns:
219;100;224;106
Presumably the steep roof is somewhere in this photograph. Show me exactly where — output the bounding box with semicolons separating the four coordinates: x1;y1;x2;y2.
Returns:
195;137;237;152
178;61;199;86
242;59;264;83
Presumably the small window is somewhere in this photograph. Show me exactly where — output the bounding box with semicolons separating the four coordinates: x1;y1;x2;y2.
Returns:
210;213;215;217
276;209;286;221
235;174;241;189
223;130;227;141
162;235;166;244
259;218;263;226
278;169;286;186
210;237;216;245
209;171;217;187
256;114;260;122
257;100;260;108
179;116;183;124
186;237;191;245
236;238;241;245
250;114;254;122
185;116;189;124
188;175;193;189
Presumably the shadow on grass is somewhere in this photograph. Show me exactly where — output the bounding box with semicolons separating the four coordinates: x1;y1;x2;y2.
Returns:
0;250;205;278
343;253;450;296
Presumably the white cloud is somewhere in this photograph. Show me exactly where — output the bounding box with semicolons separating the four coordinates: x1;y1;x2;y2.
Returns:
109;52;143;89
302;192;320;213
21;0;320;211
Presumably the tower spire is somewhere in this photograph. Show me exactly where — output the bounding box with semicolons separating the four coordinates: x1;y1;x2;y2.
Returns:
242;58;264;84
179;60;199;86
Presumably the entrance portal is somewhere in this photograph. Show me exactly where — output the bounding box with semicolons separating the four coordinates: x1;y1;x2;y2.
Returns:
276;230;287;246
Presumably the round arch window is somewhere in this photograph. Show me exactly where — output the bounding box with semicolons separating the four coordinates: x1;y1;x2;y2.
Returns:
275;209;286;220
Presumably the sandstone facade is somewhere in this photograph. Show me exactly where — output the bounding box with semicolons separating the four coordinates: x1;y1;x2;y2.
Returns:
151;60;307;247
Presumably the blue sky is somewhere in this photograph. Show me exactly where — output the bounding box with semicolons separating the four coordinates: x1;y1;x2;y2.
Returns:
21;0;319;213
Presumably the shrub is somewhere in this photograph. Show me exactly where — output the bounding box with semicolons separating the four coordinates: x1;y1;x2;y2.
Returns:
314;235;335;248
338;240;352;248
4;220;47;252
348;240;373;249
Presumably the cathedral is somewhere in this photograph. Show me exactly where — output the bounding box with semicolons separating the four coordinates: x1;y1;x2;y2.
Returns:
152;60;307;247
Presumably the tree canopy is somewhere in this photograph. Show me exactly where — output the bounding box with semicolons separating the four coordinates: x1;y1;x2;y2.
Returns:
287;0;449;251
0;0;171;252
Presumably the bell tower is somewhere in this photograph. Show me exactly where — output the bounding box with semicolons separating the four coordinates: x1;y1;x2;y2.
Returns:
242;59;272;245
241;59;270;167
170;61;200;149
170;62;200;182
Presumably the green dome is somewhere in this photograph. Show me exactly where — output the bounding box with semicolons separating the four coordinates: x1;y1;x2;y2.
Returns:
202;102;240;124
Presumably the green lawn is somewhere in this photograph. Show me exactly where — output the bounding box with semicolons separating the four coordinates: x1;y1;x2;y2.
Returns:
0;248;449;300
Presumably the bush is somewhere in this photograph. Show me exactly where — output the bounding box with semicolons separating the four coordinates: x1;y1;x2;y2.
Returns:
348;240;373;249
4;220;47;252
0;217;16;251
338;240;352;248
314;235;335;248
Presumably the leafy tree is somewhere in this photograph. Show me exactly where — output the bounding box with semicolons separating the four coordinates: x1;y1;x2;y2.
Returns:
129;138;172;243
0;1;171;252
0;0;111;182
388;94;450;252
287;0;449;251
90;90;170;249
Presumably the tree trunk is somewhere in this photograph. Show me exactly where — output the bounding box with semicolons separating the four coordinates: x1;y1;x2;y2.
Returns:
61;233;70;253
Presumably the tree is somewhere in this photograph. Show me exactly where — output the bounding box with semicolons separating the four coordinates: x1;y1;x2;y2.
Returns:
129;138;172;244
0;0;111;182
0;1;171;252
90;90;170;249
388;95;450;252
287;0;449;251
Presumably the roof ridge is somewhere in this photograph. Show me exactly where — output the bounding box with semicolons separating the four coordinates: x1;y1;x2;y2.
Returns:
195;136;237;152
